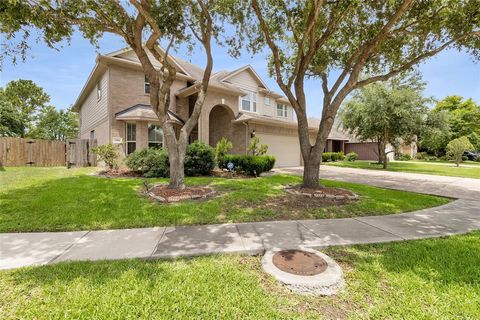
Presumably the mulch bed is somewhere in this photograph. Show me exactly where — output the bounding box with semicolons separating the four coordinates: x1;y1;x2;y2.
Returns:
147;184;217;203
211;169;254;179
96;169;142;178
284;184;359;200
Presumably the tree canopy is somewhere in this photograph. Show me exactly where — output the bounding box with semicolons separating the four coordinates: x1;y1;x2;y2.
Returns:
434;95;480;149
238;0;479;186
0;79;78;140
2;79;50;137
340;75;428;168
0;0;238;189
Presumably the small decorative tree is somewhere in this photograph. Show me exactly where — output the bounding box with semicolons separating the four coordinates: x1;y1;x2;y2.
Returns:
215;137;233;164
248;137;268;156
446;137;474;167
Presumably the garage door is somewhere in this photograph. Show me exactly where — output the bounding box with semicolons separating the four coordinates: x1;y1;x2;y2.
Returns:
257;133;301;167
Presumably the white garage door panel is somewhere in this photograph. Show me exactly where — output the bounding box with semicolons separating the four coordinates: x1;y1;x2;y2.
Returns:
257;133;301;167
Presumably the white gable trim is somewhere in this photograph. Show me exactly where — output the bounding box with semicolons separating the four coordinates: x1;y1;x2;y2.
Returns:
220;65;269;90
108;46;192;78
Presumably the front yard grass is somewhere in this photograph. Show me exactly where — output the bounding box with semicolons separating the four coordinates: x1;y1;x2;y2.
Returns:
1;231;479;319
325;160;480;179
0;167;449;232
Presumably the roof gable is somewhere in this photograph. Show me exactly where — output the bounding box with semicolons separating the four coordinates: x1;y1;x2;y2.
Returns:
108;47;192;78
221;65;269;90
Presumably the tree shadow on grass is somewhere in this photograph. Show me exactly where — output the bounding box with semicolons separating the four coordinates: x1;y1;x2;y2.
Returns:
326;231;480;286
0;174;294;232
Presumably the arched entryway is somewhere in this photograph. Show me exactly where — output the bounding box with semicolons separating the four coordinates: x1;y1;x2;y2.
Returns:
209;105;235;147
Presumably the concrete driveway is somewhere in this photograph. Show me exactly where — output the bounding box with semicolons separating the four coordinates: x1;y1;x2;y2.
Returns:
276;165;480;201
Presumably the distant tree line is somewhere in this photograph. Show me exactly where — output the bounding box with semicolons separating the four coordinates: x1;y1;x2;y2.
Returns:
0;79;78;140
340;72;479;167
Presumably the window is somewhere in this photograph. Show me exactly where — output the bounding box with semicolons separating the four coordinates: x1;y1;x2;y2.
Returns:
144;75;150;94
148;124;163;148
96;82;102;100
126;123;136;154
241;91;257;112
89;130;95;140
264;96;271;106
276;103;288;118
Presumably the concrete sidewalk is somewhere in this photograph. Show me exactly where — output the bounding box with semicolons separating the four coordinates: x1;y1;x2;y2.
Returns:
2;199;479;270
276;165;480;201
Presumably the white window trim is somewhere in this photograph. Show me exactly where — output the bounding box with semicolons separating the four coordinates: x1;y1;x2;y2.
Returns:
96;82;102;101
125;122;136;155
147;123;164;148
240;91;258;113
276;103;288;118
144;75;150;95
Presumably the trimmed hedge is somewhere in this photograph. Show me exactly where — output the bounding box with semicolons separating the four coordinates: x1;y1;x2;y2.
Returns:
185;141;216;176
322;152;345;162
219;154;275;176
125;148;169;178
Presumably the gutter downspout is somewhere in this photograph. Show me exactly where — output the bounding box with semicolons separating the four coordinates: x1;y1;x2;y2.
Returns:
243;121;249;155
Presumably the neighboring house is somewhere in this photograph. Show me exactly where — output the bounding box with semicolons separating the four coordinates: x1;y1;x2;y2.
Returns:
73;47;375;167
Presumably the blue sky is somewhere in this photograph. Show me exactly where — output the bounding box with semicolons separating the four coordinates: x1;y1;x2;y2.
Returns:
1;31;479;118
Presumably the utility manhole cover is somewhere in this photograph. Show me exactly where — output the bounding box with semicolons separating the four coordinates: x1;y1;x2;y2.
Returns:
272;249;328;276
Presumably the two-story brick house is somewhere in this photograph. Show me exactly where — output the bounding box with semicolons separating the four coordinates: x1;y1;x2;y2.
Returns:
73;47;353;167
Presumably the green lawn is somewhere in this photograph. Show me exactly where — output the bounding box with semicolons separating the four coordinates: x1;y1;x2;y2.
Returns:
326;160;480;179
1;232;479;319
0;167;449;232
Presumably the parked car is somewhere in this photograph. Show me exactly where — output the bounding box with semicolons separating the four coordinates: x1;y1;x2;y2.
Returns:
463;151;480;161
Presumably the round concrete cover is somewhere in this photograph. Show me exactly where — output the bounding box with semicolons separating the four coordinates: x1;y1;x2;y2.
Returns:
272;249;328;276
263;248;345;296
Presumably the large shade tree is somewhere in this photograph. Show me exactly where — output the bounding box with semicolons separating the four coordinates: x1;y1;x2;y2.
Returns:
0;0;233;189
240;0;479;187
434;95;480;149
30;106;79;140
340;76;428;168
2;80;50;137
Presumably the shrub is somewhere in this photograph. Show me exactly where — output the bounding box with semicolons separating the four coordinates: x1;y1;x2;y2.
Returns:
322;152;344;162
415;152;427;160
426;155;438;161
398;153;411;161
125;148;169;177
475;157;480;162
220;154;275;176
333;152;345;161
345;152;358;162
215;137;232;164
91;144;119;170
462;155;468;161
185;141;216;176
322;152;332;162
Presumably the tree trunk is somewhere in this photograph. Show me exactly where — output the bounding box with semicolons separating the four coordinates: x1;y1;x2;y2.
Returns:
169;154;185;189
164;125;188;189
379;141;388;169
377;141;384;164
303;154;322;188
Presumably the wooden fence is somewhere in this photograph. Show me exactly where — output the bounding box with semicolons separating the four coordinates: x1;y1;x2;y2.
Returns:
0;137;97;167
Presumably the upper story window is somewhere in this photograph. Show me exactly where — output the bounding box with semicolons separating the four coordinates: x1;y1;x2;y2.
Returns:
264;96;271;106
241;91;257;113
96;82;102;100
144;75;150;94
89;130;95;140
276;103;288;118
148;124;163;148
